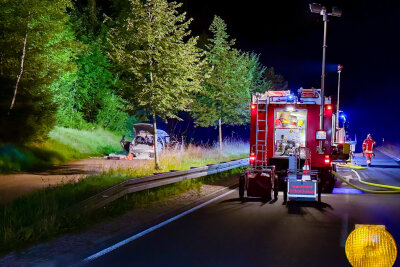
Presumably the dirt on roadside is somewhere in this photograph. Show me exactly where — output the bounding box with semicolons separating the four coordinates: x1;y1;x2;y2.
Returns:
0;158;149;204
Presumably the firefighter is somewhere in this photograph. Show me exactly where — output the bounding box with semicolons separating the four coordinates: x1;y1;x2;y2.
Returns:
362;134;376;167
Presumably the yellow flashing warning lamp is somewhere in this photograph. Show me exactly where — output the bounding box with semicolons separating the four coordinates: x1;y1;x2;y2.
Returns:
345;224;397;267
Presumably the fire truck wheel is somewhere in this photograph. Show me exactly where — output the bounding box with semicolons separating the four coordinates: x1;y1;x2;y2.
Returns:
320;170;335;193
283;180;288;203
321;175;335;193
273;177;279;200
332;163;337;172
317;183;322;203
239;174;245;199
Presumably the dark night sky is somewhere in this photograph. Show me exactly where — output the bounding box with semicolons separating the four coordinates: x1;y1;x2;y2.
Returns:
178;0;400;144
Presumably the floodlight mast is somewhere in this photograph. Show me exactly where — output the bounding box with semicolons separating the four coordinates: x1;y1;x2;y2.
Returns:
309;3;342;153
336;64;343;142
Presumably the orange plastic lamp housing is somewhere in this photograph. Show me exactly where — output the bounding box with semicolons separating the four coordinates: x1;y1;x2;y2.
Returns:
345;225;397;267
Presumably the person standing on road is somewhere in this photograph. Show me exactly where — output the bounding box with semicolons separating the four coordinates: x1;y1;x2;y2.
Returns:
362;134;376;167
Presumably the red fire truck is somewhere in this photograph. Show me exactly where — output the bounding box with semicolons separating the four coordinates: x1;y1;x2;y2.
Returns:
239;88;337;202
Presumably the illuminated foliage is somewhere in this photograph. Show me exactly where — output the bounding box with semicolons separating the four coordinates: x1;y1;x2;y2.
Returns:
108;0;204;118
108;0;204;166
0;0;80;142
53;2;130;132
192;16;254;149
248;53;271;93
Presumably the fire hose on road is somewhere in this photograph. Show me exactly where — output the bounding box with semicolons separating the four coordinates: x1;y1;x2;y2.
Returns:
332;170;400;194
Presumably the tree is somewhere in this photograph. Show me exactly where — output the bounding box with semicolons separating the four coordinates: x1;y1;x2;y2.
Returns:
192;16;253;153
0;0;80;142
248;53;271;93
108;0;204;168
51;1;132;133
263;67;288;91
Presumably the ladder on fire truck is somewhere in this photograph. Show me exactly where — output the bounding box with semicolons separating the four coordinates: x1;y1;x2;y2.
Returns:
254;96;268;169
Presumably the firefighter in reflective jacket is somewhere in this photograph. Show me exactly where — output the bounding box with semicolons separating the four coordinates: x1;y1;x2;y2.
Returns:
362;134;376;167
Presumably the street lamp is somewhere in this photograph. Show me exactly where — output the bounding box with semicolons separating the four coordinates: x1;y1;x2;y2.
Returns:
309;3;342;153
336;64;343;142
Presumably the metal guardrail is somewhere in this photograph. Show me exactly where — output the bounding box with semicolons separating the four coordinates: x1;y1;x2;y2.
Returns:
70;158;249;213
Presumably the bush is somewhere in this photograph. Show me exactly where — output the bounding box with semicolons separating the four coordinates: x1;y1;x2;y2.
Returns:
0;86;57;144
0;144;65;173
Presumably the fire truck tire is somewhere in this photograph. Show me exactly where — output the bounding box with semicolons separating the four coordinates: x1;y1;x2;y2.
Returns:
320;170;335;193
239;174;245;199
317;183;322;203
326;175;335;193
273;177;279;200
283;180;288;203
332;163;337;172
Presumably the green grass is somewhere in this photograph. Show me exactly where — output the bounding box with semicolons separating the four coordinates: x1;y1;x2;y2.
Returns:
47;126;122;156
0;136;249;254
0;168;244;254
0;126;122;173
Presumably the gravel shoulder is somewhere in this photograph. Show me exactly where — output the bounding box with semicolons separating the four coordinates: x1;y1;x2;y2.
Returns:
0;174;239;266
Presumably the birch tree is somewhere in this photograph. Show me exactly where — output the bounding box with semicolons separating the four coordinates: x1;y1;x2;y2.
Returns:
0;0;79;142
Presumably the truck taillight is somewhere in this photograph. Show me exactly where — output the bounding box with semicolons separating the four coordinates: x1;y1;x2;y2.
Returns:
251;104;256;110
250;152;255;163
324;155;331;165
324;105;333;116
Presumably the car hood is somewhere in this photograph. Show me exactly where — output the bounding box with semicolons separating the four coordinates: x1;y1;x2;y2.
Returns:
133;123;169;138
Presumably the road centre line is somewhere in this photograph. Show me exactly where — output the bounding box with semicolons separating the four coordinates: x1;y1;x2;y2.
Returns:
82;189;236;263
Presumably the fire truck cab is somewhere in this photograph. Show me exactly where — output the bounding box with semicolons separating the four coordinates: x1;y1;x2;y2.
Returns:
239;88;336;202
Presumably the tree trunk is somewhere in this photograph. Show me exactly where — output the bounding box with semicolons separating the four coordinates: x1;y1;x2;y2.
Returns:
219;118;223;154
9;31;28;115
153;113;160;170
0;54;3;76
89;0;96;13
88;0;97;28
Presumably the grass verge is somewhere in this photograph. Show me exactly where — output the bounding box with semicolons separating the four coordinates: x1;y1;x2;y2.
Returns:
0;127;122;173
0;167;244;254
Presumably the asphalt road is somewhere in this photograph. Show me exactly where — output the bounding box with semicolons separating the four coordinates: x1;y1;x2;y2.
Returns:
85;151;400;267
353;150;400;187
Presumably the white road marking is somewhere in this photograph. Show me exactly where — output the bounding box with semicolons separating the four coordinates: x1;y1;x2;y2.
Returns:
377;148;400;162
82;189;236;263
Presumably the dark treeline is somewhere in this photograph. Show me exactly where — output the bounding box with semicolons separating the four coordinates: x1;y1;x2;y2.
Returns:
0;0;286;145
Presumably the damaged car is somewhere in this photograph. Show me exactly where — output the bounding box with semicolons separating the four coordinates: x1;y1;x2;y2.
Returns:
121;123;170;159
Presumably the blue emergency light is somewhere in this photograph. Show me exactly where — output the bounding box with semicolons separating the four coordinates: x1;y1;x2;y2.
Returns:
287;94;295;102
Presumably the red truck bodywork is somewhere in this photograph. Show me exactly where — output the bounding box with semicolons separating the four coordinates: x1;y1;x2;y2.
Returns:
250;103;333;168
